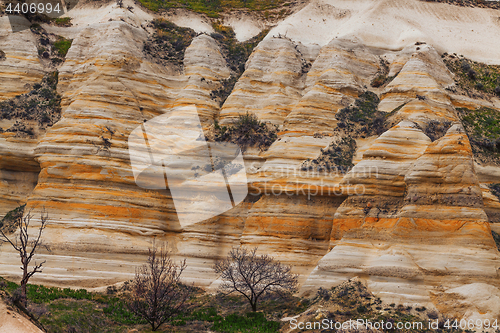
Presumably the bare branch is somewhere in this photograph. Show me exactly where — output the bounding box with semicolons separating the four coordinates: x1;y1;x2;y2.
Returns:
129;241;191;331
0;207;49;307
213;247;298;312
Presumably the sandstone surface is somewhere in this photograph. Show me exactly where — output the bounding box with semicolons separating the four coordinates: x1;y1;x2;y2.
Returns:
0;0;500;324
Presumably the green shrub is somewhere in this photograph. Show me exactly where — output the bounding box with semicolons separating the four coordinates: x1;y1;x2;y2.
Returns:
27;285;93;304
214;112;277;152
0;71;61;135
209;25;268;106
143;19;196;68
458;107;500;159
53;38;72;57
0;205;25;234
444;56;500;96
53;17;72;26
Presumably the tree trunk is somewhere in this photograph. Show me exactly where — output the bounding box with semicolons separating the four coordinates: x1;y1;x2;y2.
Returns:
21;261;28;307
251;302;257;312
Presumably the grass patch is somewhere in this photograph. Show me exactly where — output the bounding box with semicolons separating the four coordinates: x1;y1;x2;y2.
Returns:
41;299;128;333
0;71;62;137
143;19;196;69
370;58;396;88
444;55;500;97
0;276;457;333
458;107;500;163
53;17;72;27
137;0;291;17
53;37;72;57
172;308;279;332
212;112;277;152
211;312;279;333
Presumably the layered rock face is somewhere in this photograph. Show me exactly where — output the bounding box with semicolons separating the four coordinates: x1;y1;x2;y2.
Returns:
0;17;44;216
1;0;500;322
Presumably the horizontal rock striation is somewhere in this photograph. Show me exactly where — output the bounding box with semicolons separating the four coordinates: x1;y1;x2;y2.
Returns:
0;0;499;322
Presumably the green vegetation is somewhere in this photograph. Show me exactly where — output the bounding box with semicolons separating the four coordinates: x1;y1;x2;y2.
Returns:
370;74;395;88
30;22;72;64
213;112;278;152
137;0;291;18
0;275;463;333
444;55;500;97
210;24;268;106
0;276;284;333
423;119;452;142
171;309;279;332
458;107;500;163
53;17;72;26
53;37;73;57
0;72;62;137
0;205;25;234
144;19;196;68
25;13;73;26
211;312;279;333
301;137;357;173
336;91;381;128
370;59;395;88
300;91;387;173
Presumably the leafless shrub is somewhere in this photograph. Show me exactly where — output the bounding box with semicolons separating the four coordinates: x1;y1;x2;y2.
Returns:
129;241;190;331
213;247;298;312
27;303;48;319
0;208;49;307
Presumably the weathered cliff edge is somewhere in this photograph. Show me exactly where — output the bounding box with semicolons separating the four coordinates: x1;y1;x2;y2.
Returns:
1;0;500;323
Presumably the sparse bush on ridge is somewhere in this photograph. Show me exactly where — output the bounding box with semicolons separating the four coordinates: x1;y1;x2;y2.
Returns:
209;24;268;107
211;112;278;152
301;91;387;172
424;119;452;142
370;58;395;88
444;55;500;97
0;71;62;137
143;19;196;69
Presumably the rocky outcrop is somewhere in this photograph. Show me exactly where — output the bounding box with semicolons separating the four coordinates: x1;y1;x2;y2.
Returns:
0;18;45;216
219;37;308;126
303;124;499;306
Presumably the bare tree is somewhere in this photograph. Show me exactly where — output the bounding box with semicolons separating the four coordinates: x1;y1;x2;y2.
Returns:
130;241;190;331
0;207;48;307
213;247;298;312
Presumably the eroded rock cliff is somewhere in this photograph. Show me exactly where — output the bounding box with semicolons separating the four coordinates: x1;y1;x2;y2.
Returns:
1;0;500;323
